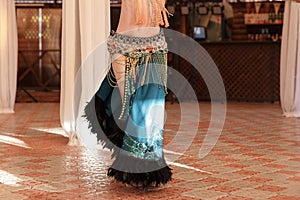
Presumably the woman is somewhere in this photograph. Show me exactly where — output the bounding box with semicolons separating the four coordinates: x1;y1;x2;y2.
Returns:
83;0;172;188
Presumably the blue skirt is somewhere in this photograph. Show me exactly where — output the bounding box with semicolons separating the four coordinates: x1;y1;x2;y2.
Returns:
83;52;172;187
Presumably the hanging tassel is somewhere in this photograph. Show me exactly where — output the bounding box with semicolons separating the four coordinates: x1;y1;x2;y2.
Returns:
134;0;171;27
162;13;169;27
161;0;173;27
135;0;143;24
155;0;172;27
140;55;150;86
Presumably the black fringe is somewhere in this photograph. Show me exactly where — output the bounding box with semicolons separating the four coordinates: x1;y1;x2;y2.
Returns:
108;152;172;188
82;75;172;188
83;94;125;152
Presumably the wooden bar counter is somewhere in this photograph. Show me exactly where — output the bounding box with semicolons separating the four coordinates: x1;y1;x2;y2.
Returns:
171;41;280;102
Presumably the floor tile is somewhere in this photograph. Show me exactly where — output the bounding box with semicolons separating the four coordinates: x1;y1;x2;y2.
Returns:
0;102;299;199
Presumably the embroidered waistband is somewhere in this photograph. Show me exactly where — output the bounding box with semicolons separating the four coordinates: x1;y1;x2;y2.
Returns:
107;29;168;55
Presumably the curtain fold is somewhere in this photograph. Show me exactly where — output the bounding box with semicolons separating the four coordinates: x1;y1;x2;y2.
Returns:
0;0;18;113
60;0;110;145
280;1;300;117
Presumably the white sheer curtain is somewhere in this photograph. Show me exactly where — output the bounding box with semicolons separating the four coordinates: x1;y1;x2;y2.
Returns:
60;0;110;145
0;0;18;113
280;1;300;117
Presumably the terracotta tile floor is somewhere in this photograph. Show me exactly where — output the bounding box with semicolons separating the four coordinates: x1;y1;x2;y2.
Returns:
0;102;299;200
